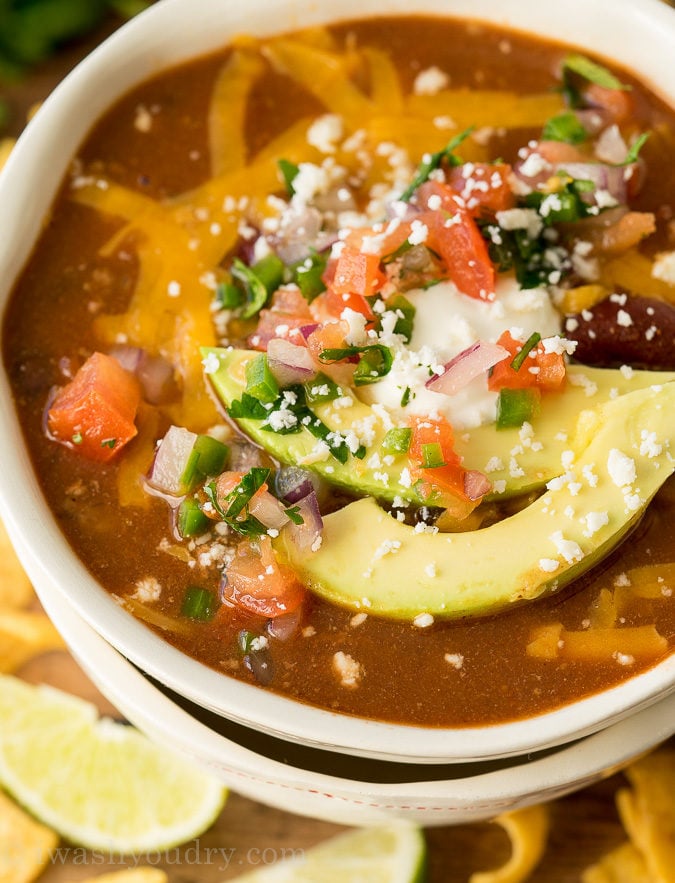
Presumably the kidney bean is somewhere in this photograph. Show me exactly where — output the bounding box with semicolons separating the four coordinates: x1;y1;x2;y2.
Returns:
564;294;675;370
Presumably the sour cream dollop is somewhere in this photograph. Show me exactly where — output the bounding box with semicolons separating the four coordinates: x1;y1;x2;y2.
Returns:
359;275;561;430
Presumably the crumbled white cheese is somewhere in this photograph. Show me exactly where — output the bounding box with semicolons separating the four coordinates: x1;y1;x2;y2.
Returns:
202;352;221;375
307;113;344;154
607;449;637;488
134;104;153;133
539;558;560;573
541;335;578;356
413;612;435;628
413;66;449;95
133;577;162;603
639;430;663;459
444;652;464;669
549;530;584;563
581;511;609;538
495;207;543;239
372;538;402;561
652;250;675;285
332;651;363;687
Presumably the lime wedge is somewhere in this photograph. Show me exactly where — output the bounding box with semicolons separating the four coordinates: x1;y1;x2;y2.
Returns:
230;824;427;882
0;675;226;853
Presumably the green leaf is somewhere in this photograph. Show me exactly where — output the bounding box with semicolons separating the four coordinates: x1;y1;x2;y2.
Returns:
291;250;327;302
227;392;270;420
318;344;393;385
230;256;283;320
277;158;300;196
622;131;650;166
399;126;474;202
541;111;587;145
386;294;416;343
206;467;271;538
284;505;304;525
511;332;541;371
563;54;629;92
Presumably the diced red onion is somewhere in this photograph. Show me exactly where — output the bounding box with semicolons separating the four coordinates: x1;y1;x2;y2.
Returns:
299;323;320;340
593;124;628;164
266;337;317;386
110;345;178;405
274;466;316;503
243;646;275;685
575;108;612;136
555;162;627;204
249;490;291;531
272;207;323;264
146;425;197;496
110;344;143;374
464;469;491;501
284;490;323;553
267;608;301;641
426;341;509;396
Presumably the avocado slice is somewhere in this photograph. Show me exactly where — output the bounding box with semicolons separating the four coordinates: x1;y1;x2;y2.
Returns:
204;346;675;502
277;382;675;619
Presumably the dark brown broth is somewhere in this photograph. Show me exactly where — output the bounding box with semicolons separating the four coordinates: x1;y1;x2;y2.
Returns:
3;16;674;726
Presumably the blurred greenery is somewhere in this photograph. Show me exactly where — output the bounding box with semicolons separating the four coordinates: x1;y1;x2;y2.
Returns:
0;0;151;133
0;0;151;77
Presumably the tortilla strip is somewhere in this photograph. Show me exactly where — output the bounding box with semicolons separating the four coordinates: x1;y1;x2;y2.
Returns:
0;790;58;883
469;804;550;883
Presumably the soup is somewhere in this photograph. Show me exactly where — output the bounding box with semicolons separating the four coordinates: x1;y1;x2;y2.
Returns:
4;15;675;727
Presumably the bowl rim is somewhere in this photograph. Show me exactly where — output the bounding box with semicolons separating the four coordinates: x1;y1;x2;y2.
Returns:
37;564;675;824
0;0;674;763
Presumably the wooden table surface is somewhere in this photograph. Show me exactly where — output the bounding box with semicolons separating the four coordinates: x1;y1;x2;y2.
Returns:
2;14;673;882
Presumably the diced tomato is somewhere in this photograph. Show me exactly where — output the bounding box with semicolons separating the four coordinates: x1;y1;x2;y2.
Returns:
446;162;516;216
408;414;472;505
305;320;356;385
248;286;313;351
425;210;496;301
343;221;413;258
47;351;140;462
584;83;634;125
535;350;567;390
224;536;305;618
417;180;465;214
310;287;374;324
331;247;385;297
488;331;566;392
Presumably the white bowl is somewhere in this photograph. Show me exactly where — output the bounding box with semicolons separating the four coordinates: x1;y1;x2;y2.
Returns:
37;561;675;826
0;0;674;764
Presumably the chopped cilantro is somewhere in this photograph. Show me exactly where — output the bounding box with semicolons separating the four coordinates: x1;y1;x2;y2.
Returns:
230;254;284;319
277;158;300;196
541;111;587;145
511;332;541;371
291;250;327;302
319;344;393;385
622;132;650;166
399;126;474;202
204;467;270;538
227;392;270;420
562;54;629;108
284;505;304;525
100;438;117;449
